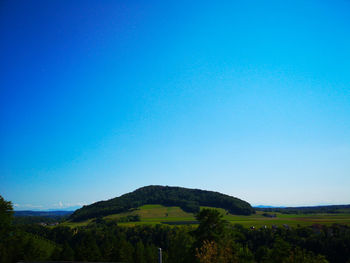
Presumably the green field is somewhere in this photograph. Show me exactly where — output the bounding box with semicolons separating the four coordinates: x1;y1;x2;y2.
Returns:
62;205;350;228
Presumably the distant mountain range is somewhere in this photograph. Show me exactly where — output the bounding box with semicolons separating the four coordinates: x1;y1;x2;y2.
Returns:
254;205;286;208
14;210;74;217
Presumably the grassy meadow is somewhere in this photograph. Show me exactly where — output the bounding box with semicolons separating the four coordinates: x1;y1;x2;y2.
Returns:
61;204;350;228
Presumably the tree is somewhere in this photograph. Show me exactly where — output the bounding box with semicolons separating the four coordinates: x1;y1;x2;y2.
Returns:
265;237;291;263
285;247;329;263
194;209;227;245
144;244;157;263
134;241;146;263
196;239;243;263
196;240;219;263
167;227;194;263
60;242;75;261
0;195;14;263
193;209;235;262
119;240;134;263
0;195;13;237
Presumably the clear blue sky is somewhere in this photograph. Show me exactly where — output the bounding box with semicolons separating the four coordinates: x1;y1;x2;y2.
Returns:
1;0;349;210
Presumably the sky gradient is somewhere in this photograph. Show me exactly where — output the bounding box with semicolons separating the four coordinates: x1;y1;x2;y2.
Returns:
1;0;350;210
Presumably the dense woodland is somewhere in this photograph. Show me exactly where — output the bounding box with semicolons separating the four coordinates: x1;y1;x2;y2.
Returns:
70;185;254;222
256;205;350;215
2;195;350;263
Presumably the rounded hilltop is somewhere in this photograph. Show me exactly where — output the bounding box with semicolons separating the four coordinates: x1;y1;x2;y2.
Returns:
69;185;254;222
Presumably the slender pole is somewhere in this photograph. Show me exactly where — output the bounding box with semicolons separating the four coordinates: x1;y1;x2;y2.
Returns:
158;247;162;263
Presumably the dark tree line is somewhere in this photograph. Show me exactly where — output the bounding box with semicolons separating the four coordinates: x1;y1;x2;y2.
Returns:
2;196;350;263
70;185;254;221
256;205;350;215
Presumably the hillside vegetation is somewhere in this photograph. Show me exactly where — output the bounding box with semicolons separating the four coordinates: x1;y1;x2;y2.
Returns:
2;195;350;262
256;204;350;214
69;185;254;221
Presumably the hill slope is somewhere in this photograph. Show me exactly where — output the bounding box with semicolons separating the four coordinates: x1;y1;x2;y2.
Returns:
70;185;254;221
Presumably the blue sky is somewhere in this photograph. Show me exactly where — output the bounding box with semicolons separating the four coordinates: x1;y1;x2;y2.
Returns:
1;0;349;210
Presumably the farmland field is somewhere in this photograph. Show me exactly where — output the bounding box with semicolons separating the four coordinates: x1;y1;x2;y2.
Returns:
62;204;350;228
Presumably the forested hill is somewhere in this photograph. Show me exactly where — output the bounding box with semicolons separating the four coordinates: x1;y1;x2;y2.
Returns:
70;185;254;221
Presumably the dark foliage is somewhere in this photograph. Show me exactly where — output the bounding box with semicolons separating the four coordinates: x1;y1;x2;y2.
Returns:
8;217;350;263
193;208;227;245
0;195;13;234
256;205;350;214
70;185;254;221
2;196;350;263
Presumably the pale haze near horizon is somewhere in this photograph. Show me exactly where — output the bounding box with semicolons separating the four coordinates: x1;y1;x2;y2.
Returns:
0;0;349;210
